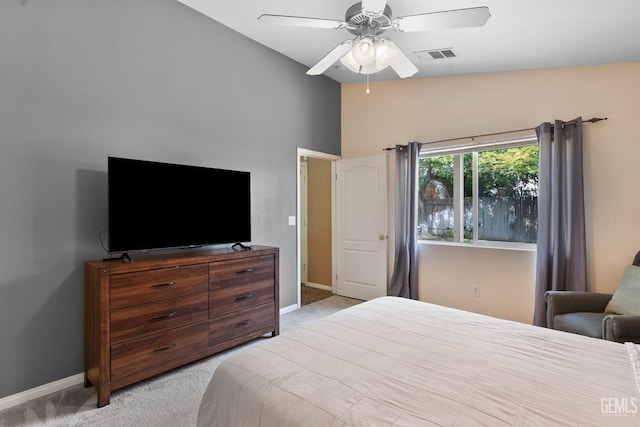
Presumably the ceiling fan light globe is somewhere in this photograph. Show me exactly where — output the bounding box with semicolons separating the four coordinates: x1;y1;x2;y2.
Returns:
340;51;377;74
351;38;376;66
339;51;361;73
374;40;396;70
359;62;378;75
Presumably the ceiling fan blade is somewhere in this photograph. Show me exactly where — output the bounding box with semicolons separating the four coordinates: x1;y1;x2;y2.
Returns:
385;40;418;78
361;0;388;14
258;14;346;30
393;6;491;33
307;41;354;76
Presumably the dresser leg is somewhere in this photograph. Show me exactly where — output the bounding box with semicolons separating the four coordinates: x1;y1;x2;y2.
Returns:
96;386;110;407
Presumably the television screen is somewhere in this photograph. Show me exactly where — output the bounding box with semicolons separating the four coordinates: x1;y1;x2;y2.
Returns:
108;157;251;253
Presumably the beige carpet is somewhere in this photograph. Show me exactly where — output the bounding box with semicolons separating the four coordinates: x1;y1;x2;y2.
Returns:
0;296;361;427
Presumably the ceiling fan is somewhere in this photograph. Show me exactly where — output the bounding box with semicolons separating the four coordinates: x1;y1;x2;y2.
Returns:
258;0;491;79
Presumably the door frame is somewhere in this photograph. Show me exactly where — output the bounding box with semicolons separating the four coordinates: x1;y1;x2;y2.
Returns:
296;148;341;309
299;161;308;286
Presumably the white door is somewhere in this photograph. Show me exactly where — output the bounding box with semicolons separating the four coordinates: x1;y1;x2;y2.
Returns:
337;155;388;300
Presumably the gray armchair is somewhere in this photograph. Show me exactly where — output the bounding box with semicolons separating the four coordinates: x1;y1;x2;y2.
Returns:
545;251;640;343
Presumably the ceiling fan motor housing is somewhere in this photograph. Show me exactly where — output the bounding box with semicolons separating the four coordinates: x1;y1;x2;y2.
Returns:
345;2;393;36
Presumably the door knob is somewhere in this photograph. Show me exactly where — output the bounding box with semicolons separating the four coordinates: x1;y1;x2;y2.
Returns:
378;234;386;240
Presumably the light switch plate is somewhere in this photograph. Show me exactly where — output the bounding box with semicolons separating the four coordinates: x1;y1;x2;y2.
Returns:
288;216;296;226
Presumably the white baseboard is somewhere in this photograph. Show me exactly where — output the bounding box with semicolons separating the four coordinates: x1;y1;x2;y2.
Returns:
279;303;298;315
2;305;300;412
304;282;332;291
0;373;84;412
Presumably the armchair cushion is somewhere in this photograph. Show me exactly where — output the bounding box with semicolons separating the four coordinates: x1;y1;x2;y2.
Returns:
605;265;640;315
554;312;609;339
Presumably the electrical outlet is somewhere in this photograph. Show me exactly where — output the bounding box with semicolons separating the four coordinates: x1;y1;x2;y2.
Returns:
472;285;480;297
288;216;296;226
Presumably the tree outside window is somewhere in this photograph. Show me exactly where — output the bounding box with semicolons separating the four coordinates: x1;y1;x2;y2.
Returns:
418;143;538;244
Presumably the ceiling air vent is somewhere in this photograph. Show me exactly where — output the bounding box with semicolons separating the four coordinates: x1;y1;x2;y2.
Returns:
414;48;458;61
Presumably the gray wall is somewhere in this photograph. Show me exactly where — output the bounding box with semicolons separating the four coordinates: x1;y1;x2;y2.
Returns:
0;0;340;398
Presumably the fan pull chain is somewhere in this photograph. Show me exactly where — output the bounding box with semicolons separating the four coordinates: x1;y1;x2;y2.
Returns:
366;74;370;94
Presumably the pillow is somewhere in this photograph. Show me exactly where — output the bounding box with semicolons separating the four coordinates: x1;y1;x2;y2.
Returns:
605;265;640;315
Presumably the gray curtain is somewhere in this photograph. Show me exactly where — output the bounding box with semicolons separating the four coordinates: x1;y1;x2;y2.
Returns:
388;142;421;300
533;118;587;326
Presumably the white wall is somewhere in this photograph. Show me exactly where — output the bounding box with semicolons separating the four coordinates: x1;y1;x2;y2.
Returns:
342;62;640;324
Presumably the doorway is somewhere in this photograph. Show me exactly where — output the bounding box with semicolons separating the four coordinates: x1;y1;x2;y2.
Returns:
296;149;340;307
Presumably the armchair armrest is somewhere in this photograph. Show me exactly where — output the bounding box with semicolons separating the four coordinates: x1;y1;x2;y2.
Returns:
604;315;640;344
545;291;613;329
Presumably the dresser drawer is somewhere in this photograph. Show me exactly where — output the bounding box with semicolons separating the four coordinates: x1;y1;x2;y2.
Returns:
111;292;208;344
111;264;207;309
209;303;275;345
111;322;208;381
209;279;274;318
209;255;274;289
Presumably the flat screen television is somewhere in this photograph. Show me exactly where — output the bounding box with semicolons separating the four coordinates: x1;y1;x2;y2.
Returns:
107;156;251;254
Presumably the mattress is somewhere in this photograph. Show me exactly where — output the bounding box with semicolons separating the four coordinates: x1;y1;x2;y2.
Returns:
197;296;640;426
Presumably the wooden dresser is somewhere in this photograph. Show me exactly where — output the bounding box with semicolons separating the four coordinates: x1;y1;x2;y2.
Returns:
84;245;279;407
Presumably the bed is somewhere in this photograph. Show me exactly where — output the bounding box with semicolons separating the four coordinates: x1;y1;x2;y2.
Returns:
197;297;640;426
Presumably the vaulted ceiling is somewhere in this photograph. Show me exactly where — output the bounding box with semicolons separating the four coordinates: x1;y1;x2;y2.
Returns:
178;0;640;84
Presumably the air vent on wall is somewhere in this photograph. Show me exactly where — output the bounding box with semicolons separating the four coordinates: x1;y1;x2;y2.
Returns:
414;48;458;61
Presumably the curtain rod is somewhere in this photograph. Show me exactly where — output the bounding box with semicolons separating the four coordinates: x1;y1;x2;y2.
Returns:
383;117;608;151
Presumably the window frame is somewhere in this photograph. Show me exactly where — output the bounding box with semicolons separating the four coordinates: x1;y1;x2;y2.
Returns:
417;134;538;251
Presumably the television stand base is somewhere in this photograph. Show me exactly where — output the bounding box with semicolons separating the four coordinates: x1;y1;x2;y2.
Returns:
232;242;252;251
102;253;132;262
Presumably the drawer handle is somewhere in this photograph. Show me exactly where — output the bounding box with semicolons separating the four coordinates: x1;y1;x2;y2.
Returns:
154;343;176;352
152;311;177;321
152;281;176;288
236;268;254;274
235;319;251;327
235;294;253;301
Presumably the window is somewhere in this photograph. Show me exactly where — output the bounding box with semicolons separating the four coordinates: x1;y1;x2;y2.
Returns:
418;137;538;246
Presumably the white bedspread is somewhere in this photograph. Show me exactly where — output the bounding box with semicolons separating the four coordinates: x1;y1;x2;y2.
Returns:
197;297;640;426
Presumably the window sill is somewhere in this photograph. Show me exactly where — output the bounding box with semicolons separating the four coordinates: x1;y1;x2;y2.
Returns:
418;239;537;252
